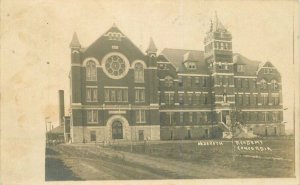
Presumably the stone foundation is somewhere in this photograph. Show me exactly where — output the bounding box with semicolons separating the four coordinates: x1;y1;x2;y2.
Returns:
71;125;160;143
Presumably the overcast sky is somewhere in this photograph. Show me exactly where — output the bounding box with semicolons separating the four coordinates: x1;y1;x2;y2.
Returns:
1;0;298;132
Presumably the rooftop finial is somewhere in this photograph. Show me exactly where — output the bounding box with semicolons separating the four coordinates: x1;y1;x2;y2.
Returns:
112;23;117;27
146;37;158;54
70;32;81;48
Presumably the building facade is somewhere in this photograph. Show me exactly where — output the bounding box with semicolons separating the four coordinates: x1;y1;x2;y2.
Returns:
69;17;284;143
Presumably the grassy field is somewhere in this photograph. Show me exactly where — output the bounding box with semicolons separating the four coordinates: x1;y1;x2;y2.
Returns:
108;138;295;178
45;138;295;180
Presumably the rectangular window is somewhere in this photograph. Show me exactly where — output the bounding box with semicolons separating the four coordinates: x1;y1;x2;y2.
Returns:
204;94;208;104
262;94;268;105
197;112;202;123
179;112;184;123
203;112;208;122
188;93;193;105
187;77;192;88
195;77;200;85
272;93;279;105
245;95;250;105
166;112;174;125
136;110;146;123
237;65;244;72
165;93;174;105
87;110;98;123
272;112;279;122
104;88;128;102
179;93;184;105
202;77;207;87
262;112;268;122
253;94;258;105
244;79;249;89
179;76;183;87
252;112;258;121
86;87;98;102
135;88;145;103
189;112;193;123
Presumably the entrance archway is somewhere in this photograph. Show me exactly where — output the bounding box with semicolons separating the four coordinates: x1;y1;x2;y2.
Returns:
112;121;123;139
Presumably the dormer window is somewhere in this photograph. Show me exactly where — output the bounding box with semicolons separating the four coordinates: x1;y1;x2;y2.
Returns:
185;62;196;70
165;76;173;87
264;68;273;74
237;65;245;72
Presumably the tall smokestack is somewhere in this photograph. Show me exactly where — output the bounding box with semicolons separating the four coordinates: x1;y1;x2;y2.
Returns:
58;90;65;126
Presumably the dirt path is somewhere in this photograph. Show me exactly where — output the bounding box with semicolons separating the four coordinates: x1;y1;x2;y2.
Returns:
46;144;264;180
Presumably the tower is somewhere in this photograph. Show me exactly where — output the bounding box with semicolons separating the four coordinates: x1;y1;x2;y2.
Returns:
204;13;235;132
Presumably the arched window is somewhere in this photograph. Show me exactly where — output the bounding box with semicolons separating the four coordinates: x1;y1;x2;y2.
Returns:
134;63;144;82
271;79;278;90
165;76;173;87
86;61;97;81
260;79;267;90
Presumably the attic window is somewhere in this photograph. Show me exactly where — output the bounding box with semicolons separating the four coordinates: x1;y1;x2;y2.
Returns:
237;65;244;72
187;62;196;70
264;68;273;74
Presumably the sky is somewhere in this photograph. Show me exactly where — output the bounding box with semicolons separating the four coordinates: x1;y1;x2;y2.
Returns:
1;0;298;133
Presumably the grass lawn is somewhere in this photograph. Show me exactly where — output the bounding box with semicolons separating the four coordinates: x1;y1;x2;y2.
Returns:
109;138;295;178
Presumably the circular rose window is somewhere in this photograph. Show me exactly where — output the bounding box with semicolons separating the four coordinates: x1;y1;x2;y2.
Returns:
102;53;129;79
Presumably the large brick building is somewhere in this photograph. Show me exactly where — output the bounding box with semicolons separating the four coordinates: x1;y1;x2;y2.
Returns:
69;16;284;143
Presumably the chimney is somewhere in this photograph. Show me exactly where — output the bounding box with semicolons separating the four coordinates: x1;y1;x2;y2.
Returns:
58;90;65;125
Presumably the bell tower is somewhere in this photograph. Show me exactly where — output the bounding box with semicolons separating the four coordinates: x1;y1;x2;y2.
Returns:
204;13;235;128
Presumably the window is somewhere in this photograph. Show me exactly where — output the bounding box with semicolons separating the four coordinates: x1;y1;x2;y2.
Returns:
136;110;146;123
244;79;249;89
165;76;173;87
195;77;200;85
179;76;183;87
179;112;184;123
253;94;258;105
261;94;268;105
262;112;269;122
134;63;144;82
223;76;229;86
252;112;258;121
260;79;267;90
86;87;98;102
203;112;208;122
188;62;196;69
189;112;193;123
87;110;98;123
264;68;273;74
245;94;250;105
197;112;202;123
105;88;128;102
179;93;184;105
165;92;174;105
86;61;97;81
271;80;278;90
272;93;280;105
272;112;279;122
166;112;175;125
204;94;208;104
202;77;207;87
237;65;244;72
135;88;145;102
187;77;192;88
188;93;193;105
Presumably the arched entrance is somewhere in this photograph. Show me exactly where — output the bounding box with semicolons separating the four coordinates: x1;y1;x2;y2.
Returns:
112;121;123;139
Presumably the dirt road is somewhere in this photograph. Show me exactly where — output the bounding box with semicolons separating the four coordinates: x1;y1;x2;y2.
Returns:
46;143;266;180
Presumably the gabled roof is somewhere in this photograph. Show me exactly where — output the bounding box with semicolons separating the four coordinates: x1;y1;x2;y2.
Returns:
233;53;261;75
160;48;209;74
160;48;263;76
81;24;146;62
